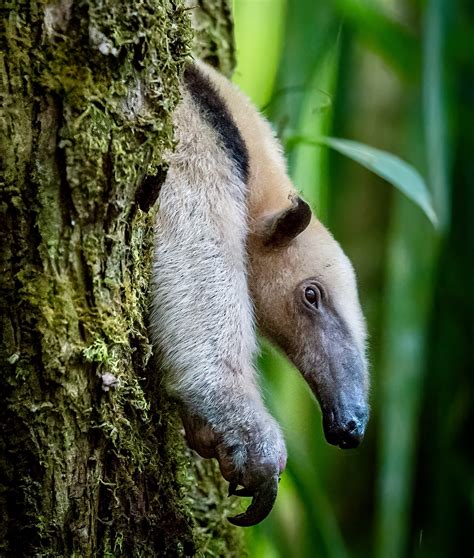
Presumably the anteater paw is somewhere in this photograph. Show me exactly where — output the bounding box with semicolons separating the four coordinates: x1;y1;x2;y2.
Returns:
181;411;286;526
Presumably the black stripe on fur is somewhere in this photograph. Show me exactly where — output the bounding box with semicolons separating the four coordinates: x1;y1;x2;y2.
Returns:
184;64;249;185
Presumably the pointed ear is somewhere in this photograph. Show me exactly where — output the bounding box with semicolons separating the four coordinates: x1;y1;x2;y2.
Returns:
263;196;312;247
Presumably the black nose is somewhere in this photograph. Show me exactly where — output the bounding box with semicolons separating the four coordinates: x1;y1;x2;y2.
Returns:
323;409;368;449
337;418;365;449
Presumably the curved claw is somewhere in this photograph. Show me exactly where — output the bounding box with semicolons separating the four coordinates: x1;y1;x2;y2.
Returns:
233;487;254;497
228;481;238;497
227;475;279;527
228;482;253;498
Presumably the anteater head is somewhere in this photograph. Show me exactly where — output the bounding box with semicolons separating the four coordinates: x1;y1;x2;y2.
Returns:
248;196;369;449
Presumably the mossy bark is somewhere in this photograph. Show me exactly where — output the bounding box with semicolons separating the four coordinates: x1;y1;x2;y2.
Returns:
0;1;243;556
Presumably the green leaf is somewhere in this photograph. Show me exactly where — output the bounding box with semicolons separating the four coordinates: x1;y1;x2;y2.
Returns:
288;135;438;227
423;0;450;230
232;0;286;109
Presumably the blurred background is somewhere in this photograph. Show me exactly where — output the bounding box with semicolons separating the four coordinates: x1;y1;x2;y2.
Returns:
230;0;473;557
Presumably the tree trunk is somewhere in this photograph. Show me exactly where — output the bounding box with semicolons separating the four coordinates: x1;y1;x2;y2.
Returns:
0;1;242;555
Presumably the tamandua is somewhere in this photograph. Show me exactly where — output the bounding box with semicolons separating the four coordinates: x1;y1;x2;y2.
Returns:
149;61;369;527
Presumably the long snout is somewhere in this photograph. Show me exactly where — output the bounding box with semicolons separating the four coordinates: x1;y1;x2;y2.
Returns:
286;310;369;450
301;351;369;449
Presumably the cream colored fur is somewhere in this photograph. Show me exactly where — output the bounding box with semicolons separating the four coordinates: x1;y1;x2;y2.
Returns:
197;62;367;364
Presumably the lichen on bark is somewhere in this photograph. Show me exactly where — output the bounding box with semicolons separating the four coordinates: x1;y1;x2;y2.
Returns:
0;1;243;555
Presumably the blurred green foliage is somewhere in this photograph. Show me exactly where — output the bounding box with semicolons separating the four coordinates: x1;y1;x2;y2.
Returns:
232;0;473;557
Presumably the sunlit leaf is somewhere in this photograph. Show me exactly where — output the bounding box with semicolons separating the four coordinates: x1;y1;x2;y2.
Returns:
232;0;286;109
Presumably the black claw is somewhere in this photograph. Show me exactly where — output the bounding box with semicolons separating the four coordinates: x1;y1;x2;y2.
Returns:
228;481;238;497
228;475;279;527
233;487;254;497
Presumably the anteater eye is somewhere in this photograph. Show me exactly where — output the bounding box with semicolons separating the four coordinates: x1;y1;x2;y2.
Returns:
304;286;320;307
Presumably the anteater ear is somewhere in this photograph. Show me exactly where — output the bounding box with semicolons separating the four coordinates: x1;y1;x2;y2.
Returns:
263;196;312;247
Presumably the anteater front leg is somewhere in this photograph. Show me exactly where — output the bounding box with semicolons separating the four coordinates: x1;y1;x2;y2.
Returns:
149;133;286;525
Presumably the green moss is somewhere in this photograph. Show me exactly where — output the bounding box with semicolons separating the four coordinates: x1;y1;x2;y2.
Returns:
82;338;110;364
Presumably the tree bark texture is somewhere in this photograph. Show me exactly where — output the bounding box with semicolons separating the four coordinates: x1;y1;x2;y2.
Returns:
0;1;242;556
